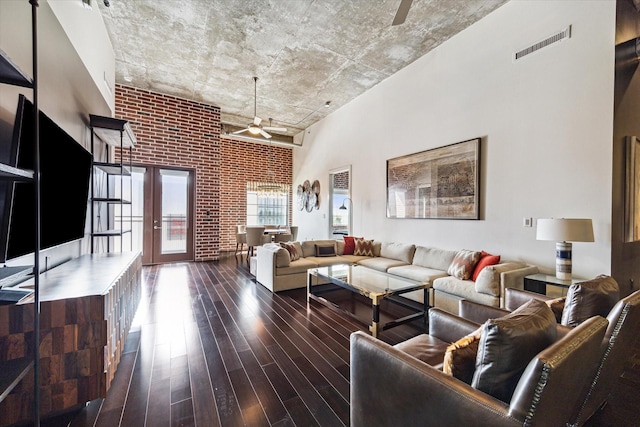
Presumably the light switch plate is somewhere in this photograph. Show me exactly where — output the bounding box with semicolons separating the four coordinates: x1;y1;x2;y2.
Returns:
523;217;532;227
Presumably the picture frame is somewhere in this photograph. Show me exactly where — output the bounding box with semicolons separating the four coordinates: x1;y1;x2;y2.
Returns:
386;138;480;219
625;136;640;242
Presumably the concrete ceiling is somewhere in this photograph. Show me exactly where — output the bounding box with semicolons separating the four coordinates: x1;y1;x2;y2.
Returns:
97;0;508;143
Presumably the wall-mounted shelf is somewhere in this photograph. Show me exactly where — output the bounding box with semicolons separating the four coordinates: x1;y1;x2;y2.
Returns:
90;115;135;253
0;163;33;180
0;2;40;416
0;49;32;88
89;115;136;148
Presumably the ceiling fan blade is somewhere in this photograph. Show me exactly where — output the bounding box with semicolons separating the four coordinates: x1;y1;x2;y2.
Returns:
263;126;287;132
232;128;250;135
392;0;413;26
259;129;272;139
253;116;262;126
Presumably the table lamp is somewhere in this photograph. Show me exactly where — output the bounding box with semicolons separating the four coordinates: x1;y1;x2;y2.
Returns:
536;218;594;280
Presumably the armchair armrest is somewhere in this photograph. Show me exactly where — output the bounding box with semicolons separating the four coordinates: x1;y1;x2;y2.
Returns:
350;331;520;427
459;299;510;324
428;308;480;342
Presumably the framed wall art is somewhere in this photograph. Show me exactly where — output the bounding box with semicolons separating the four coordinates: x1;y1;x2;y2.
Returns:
386;138;480;220
625;136;640;242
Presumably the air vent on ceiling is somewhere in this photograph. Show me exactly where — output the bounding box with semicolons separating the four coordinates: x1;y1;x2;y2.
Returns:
514;26;571;61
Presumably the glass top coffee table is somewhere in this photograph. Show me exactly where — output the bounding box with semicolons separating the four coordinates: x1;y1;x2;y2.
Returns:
307;264;430;338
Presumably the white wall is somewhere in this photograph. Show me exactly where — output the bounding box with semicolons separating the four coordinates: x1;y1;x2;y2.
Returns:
0;0;113;268
293;0;615;279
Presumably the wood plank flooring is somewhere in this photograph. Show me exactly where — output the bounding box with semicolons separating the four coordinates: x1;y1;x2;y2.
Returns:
41;255;420;427
39;255;640;427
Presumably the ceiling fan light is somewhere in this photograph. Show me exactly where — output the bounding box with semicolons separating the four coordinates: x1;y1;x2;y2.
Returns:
248;125;261;135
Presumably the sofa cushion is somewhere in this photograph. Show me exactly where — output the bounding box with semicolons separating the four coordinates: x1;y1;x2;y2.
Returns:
358;257;408;272
275;258;319;275
448;249;482;280
412;246;457;271
387;265;448;283
394;333;450;366
341;254;373;264
471;299;557;403
305;256;351;267
443;327;483;384
315;243;337;257
343;236;357;255
561;275;620;328
336;240;345;255
280;241;302;261
474;262;526;297
301;240;337;258
472;251;501;281
354;238;375;256
433;276;496;306
380;242;416;264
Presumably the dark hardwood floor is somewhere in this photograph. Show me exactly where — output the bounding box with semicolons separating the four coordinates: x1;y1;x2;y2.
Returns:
38;255;640;427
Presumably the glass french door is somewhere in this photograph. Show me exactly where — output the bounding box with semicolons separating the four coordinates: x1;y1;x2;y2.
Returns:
140;166;194;264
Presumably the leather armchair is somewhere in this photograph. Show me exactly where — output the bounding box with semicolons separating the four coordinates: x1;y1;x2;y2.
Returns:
573;289;640;425
458;283;640;426
350;316;608;427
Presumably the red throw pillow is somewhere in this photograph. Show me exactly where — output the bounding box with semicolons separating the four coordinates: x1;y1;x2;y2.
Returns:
343;236;357;255
472;251;501;281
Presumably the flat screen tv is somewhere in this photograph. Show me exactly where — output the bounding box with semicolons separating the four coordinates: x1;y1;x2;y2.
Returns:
0;94;92;262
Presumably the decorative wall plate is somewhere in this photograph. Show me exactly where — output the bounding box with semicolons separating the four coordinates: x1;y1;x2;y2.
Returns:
306;192;317;212
297;185;306;211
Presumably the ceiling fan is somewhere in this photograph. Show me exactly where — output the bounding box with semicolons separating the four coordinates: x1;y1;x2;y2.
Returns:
233;76;287;139
392;0;413;26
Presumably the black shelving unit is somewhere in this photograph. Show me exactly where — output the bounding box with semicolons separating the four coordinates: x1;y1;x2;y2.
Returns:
89;115;136;253
0;1;40;423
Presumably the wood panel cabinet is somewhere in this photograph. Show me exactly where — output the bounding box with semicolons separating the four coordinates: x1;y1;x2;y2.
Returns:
0;252;141;426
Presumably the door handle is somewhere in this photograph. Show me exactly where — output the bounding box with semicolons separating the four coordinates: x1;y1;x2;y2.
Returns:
153;226;161;230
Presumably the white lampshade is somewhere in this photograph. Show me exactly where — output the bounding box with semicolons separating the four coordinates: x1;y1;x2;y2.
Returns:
536;218;594;242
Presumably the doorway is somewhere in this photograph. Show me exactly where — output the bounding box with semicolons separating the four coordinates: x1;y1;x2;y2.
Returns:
138;166;195;264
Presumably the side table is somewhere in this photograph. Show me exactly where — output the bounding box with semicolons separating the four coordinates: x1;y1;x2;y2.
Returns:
524;273;584;297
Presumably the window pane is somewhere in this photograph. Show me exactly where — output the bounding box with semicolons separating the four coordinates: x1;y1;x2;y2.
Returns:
246;182;289;226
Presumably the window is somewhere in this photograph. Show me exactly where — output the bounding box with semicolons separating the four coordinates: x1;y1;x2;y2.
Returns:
247;181;290;225
330;167;351;237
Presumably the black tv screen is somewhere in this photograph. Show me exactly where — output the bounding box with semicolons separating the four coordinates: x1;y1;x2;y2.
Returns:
3;95;92;261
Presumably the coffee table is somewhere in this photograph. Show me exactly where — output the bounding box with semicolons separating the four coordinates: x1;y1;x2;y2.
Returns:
307;264;429;338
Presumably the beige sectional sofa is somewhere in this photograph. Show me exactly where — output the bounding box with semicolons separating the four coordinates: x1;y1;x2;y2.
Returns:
255;239;538;313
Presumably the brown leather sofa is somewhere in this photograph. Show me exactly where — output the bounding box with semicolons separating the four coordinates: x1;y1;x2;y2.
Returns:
350;315;608;426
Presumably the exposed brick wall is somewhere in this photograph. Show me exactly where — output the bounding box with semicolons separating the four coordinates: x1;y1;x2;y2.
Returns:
219;137;292;251
114;84;293;260
333;170;349;190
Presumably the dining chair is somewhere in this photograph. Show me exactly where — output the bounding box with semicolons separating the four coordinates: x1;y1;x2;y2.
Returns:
246;226;267;257
235;225;247;256
289;226;298;241
274;233;293;243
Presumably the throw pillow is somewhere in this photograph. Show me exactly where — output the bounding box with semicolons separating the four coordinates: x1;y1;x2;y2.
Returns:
442;326;483;384
353;238;374;257
471;299;557;403
447;249;482;280
561;275;620;328
280;242;300;261
472;251;501;281
343;236;357;255
315;243;336;257
545;297;566;323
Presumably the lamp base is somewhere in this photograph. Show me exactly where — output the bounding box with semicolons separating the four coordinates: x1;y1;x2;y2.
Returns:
555;241;572;280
